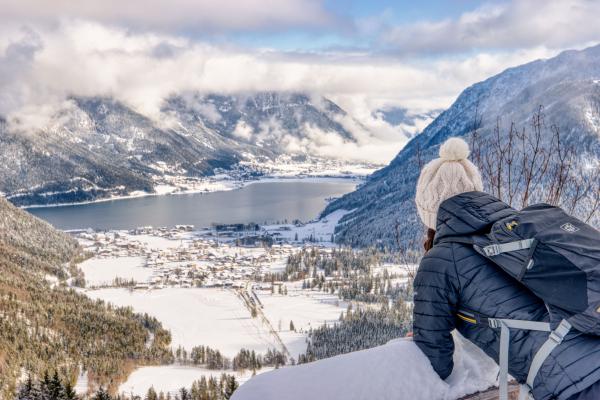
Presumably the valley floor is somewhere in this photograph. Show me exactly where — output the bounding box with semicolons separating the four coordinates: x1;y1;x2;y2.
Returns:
71;215;364;397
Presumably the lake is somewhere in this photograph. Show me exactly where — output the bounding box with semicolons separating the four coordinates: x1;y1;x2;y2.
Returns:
28;178;358;230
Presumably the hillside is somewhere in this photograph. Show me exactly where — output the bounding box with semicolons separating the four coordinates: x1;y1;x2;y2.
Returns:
0;196;172;397
324;44;600;249
233;335;500;400
1;92;370;206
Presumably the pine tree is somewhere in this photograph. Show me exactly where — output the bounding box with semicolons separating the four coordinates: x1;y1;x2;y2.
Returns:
178;388;190;400
17;375;34;400
197;377;208;400
223;375;237;399
62;381;78;400
145;387;158;400
49;371;64;399
39;371;52;400
289;320;295;332
93;387;111;400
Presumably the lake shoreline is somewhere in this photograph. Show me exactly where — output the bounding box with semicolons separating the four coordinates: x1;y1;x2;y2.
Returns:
27;178;360;231
21;175;363;210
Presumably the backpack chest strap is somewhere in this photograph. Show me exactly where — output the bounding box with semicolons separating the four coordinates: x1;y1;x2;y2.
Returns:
481;239;535;257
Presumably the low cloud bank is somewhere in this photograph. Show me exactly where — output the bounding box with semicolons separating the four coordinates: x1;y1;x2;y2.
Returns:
0;20;558;164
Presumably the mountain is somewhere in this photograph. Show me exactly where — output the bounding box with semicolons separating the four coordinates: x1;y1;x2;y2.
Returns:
232;335;500;400
374;107;442;140
324;44;600;249
164;93;357;152
0;92;365;206
0;196;172;396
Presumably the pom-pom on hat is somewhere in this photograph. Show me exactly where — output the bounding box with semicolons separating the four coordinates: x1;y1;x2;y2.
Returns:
415;137;483;229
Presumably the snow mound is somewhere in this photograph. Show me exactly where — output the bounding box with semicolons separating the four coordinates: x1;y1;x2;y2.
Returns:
232;332;499;400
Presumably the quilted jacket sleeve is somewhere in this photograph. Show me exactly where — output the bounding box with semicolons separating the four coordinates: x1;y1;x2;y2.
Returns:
412;244;460;380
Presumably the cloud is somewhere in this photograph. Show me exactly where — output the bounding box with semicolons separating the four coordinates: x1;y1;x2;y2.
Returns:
0;0;336;33
233;121;254;141
0;20;564;163
382;0;600;55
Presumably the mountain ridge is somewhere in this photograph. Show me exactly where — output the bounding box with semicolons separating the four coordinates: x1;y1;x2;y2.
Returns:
1;92;372;206
324;44;600;249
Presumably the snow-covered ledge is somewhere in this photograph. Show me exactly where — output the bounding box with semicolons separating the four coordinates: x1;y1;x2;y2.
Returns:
233;332;500;400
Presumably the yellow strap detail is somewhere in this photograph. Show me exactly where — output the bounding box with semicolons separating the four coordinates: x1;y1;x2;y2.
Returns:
457;313;477;324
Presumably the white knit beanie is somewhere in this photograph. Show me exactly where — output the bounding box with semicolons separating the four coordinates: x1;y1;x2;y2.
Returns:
415;137;483;229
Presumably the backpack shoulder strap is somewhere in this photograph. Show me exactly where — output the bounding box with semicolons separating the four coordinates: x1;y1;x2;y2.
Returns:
438;236;535;259
435;236;475;246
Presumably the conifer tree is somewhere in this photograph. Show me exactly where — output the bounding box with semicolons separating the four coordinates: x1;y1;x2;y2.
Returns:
223;375;237;399
93;387;111;400
145;387;158;400
17;375;35;400
62;381;78;400
178;388;190;400
49;371;63;399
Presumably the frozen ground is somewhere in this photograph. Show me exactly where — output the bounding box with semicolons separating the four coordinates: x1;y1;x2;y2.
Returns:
79;256;152;286
233;333;500;400
85;288;279;357
118;365;263;397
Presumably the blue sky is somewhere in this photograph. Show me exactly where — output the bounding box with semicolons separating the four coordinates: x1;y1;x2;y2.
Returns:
208;0;497;51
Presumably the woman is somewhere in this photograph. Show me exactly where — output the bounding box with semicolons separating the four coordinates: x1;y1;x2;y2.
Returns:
412;137;600;400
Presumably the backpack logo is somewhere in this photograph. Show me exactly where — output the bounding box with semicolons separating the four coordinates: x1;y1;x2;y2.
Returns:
560;223;579;233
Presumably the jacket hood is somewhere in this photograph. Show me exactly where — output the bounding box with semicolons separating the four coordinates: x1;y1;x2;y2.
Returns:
433;191;515;243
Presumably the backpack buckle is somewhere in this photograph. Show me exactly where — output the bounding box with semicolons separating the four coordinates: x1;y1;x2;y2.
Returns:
483;244;501;256
549;320;572;344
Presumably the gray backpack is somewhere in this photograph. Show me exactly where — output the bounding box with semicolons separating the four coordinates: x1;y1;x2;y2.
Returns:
443;203;600;400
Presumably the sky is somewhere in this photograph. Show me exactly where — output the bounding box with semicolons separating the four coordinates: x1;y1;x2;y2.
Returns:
1;0;599;163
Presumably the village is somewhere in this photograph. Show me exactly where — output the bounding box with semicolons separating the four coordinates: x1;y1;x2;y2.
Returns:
74;222;332;291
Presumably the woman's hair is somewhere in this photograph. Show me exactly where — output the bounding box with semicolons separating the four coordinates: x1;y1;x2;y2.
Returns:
424;228;436;252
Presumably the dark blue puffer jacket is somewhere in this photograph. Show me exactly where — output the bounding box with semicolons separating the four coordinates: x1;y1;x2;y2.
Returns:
413;191;600;400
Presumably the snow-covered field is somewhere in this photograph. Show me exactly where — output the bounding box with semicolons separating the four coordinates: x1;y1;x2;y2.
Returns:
118;365;262;397
263;208;351;244
79;256;152;286
85;288;279;356
233;333;500;400
256;288;347;359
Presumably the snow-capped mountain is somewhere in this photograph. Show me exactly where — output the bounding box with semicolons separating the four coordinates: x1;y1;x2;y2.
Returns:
164;92;358;153
374;107;442;140
324;44;600;249
0;92;366;206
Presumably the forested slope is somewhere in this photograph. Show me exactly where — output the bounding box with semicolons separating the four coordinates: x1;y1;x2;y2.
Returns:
0;196;173;397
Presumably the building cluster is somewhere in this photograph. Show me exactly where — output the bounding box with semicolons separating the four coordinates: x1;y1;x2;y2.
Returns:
76;225;301;290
